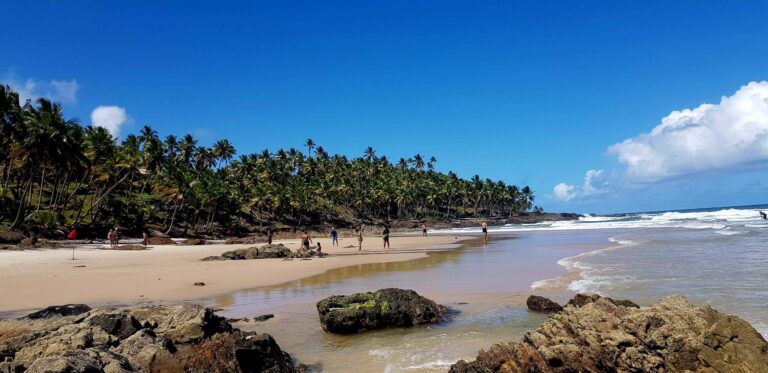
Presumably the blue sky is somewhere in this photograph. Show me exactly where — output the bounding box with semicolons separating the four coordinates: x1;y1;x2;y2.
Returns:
3;1;768;214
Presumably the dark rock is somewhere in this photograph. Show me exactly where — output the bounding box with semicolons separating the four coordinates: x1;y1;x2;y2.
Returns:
317;288;448;334
235;332;295;373
86;312;143;340
567;293;640;308
24;349;129;373
0;230;26;244
449;295;768;372
253;314;274;322
147;236;176;245
26;304;92;319
194;282;206;286
0;244;20;251
526;295;563;313
180;238;206;245
149;229;169;238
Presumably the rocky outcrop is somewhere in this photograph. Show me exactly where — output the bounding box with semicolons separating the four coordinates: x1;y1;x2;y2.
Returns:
317;288;449;334
26;304;92;319
526;295;563;313
566;293;639;308
180;238;206;245
0;304;298;372
147;236;176;245
202;244;322;261
450;295;768;372
0;230;26;244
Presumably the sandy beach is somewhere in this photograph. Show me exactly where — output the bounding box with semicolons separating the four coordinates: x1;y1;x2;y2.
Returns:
0;234;467;315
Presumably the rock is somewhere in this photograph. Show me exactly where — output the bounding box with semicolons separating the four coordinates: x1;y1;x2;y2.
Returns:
253;314;274;322
526;295;563;313
105;244;145;251
86;312;143;340
18;237;37;248
0;230;26;244
26;304;92;319
0;304;298;372
216;244;292;260
201;255;225;261
317;288;449;334
194;282;206;286
180;238;206;245
566;293;640;308
149;229;168;238
449;295;768;372
0;244;20;251
147;236;176;245
234;332;295;373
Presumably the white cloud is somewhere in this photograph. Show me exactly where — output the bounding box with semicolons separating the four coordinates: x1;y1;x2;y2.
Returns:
609;81;768;182
91;106;127;137
3;71;79;104
553;169;606;201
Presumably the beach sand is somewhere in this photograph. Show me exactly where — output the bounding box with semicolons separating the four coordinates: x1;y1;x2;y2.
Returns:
0;234;466;315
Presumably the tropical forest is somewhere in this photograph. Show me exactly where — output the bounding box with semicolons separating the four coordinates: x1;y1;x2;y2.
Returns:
0;85;537;237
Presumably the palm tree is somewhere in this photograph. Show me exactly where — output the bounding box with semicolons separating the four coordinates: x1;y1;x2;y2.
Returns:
304;138;316;157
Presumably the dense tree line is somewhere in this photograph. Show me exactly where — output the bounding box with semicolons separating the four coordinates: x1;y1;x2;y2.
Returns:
0;85;535;235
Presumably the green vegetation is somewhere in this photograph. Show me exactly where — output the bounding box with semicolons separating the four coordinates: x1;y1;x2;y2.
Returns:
0;85;535;235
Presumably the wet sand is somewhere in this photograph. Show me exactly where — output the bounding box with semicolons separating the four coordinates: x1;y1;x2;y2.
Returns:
0;234;466;315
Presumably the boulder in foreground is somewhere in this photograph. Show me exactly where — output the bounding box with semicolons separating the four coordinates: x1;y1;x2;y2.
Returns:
317;288;449;334
0;304;298;372
450;295;768;372
526;295;563;313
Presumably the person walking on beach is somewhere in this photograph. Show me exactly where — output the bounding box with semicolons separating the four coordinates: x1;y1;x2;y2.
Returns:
113;227;120;248
142;230;149;249
301;231;312;251
422;224;428;237
107;229;115;249
481;221;488;243
330;227;339;246
267;228;273;244
357;229;363;251
383;226;390;250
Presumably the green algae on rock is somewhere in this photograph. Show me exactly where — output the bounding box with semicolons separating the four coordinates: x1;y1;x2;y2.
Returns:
316;288;449;334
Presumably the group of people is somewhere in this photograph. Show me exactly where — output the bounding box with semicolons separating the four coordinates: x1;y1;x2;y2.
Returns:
107;228;120;248
293;221;492;255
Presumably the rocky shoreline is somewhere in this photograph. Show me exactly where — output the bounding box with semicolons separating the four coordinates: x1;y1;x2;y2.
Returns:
451;294;768;372
0;304;299;372
4;291;764;372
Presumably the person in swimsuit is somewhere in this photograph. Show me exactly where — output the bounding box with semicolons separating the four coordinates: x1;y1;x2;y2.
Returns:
760;211;767;220
357;229;363;251
481;221;488;243
301;231;312;251
422;224;427;237
382;226;390;249
330;227;339;246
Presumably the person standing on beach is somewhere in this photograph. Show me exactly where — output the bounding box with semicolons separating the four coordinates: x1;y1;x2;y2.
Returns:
113;228;120;248
481;221;488;243
330;227;339;246
267;229;273;244
301;231;312;251
107;229;115;248
383;226;390;249
357;229;363;251
422;224;428;237
142;230;149;249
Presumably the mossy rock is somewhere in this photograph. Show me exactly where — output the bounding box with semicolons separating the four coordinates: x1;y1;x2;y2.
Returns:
316;288;449;334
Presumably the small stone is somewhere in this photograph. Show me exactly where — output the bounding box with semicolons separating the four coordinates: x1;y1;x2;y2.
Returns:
194;282;206;286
